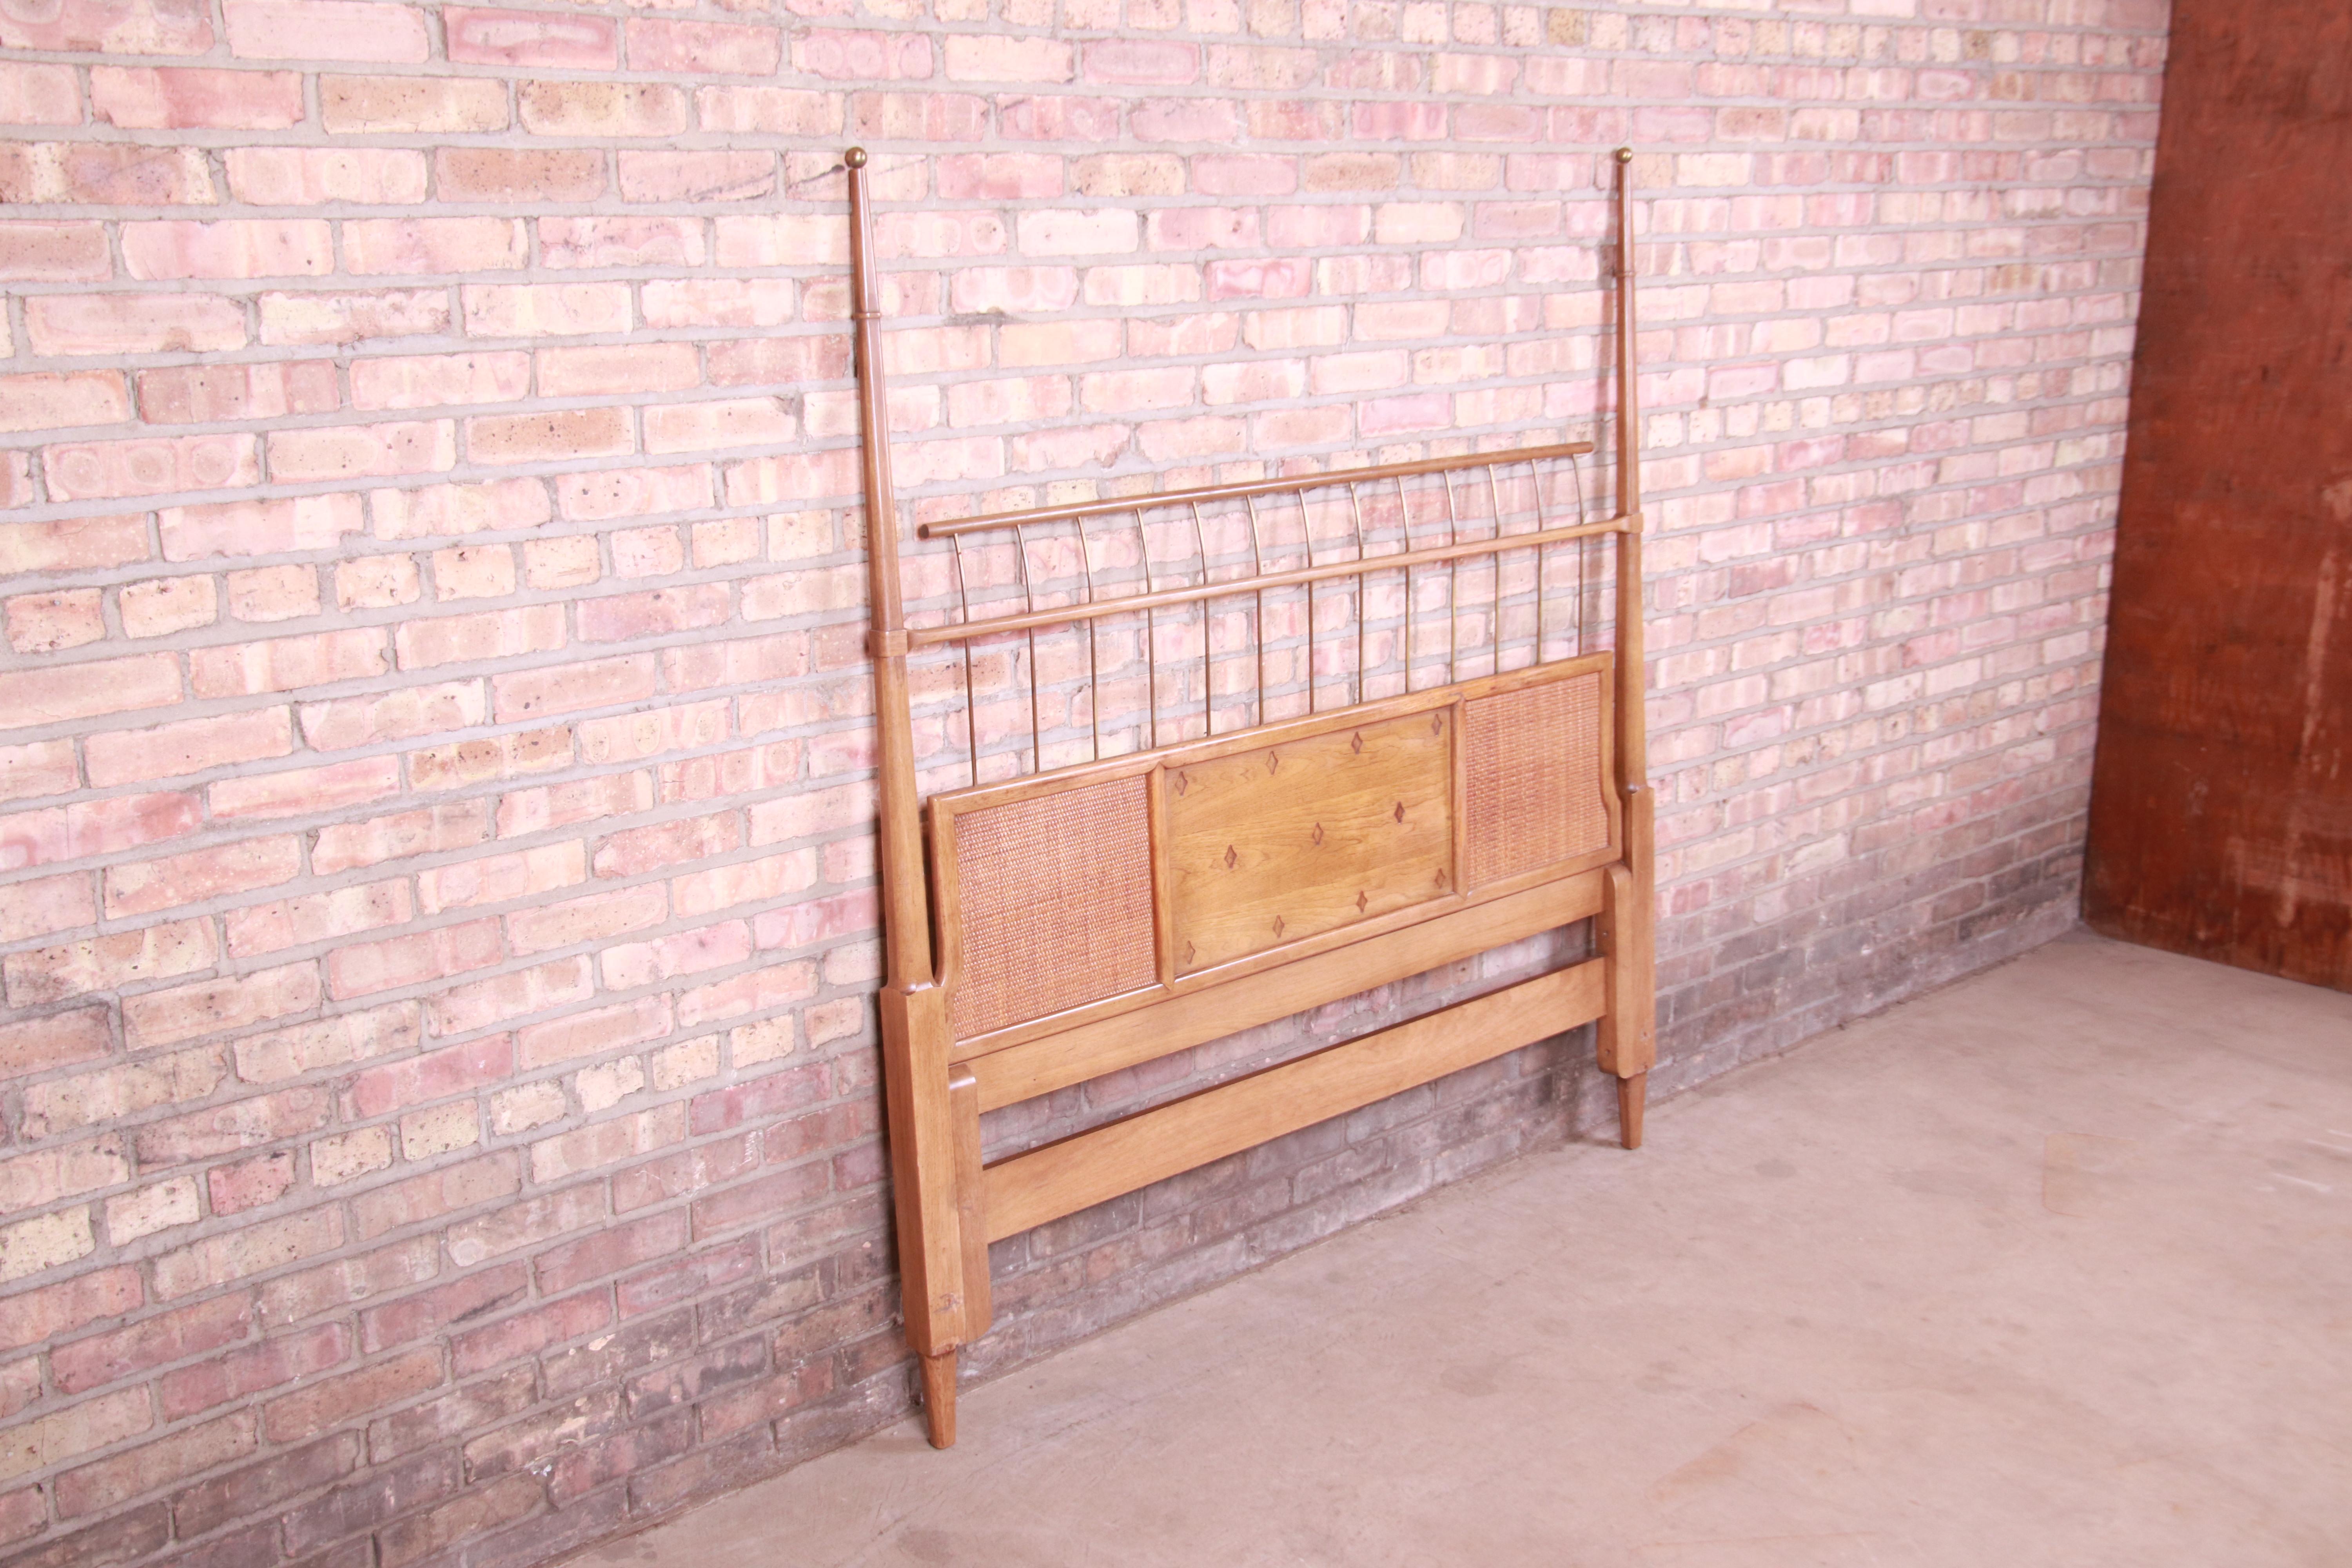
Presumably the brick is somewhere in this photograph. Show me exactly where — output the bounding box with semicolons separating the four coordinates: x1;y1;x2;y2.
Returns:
0;654;180;726
122;219;333;280
519;80;690;138
513;993;670;1071
264;1348;442;1444
191;629;388;697
54;1410;257;1517
539;215;706;271
224;0;428;61
462;283;632;339
343;1033;513;1121
45;432;258;501
268;420;457;483
0;740;80;806
0;874;97;946
0;1265;140;1354
0;0;205;60
140;360;339;425
446;6;618;68
556;463;711;523
325;915;503;999
107;836;302;918
259;287;450;347
349;1154;521;1243
434;147;606;203
0;372;129;434
208;1150;297;1215
85;706;294;788
310;1123;391;1184
0;1206;98;1282
633;158;786;218
466;407;634;466
25;293;244;356
0;1505;171;1568
5;588;104;652
368;1366;535;1461
695;85;839;136
642;278;795;330
323;73;507;134
537;343;699;399
280;1448;457;1557
451;1287;610;1379
225;563;320;622
0;61;80;124
159;494;360;562
628;19;781;76
0;1386;149;1484
223;879;413;958
233;1004;417;1085
352;351;530;413
372;476;552;540
92;66;303;129
0;142;216;205
121;962;321;1050
53;1291;250;1396
224;147;428;205
0;792;201;874
172;1433;359;1539
0;221;111;282
345;219;528;277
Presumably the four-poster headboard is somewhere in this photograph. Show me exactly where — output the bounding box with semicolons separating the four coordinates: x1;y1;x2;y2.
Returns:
844;145;1655;1448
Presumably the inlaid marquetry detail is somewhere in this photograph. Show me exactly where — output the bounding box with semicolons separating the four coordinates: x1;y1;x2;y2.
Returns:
1163;711;1455;976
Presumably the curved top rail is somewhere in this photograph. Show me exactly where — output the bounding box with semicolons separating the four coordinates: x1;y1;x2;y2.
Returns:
915;441;1595;540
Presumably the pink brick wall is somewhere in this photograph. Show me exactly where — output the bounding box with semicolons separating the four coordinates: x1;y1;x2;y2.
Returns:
0;2;2163;1564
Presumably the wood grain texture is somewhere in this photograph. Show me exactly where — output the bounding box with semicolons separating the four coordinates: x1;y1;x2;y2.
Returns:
1165;710;1455;975
967;872;1604;1111
949;1070;992;1342
984;960;1606;1241
2082;0;2352;989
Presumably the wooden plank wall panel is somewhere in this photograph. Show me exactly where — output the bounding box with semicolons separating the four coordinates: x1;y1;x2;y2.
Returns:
2083;0;2352;990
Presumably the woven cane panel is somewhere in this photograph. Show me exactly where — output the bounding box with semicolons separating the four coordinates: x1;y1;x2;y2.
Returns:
948;776;1158;1040
1463;672;1609;888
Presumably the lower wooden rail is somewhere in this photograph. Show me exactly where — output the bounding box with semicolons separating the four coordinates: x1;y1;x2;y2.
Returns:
984;959;1607;1241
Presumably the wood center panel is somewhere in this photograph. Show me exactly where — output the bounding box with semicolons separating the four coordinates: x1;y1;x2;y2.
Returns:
1163;710;1454;976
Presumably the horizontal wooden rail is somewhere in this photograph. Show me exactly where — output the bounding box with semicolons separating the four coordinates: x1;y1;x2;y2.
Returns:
909;512;1630;650
983;959;1606;1241
916;441;1597;540
962;870;1606;1104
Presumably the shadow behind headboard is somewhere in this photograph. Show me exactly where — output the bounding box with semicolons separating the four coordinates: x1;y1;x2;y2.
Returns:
843;146;1656;1449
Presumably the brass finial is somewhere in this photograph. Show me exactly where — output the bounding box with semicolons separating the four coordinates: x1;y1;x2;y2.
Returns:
1615;146;1633;164
845;147;869;169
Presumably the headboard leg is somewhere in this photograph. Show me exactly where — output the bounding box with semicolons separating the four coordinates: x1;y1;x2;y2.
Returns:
1597;857;1657;1151
919;1349;958;1448
881;985;975;1446
1616;1073;1648;1151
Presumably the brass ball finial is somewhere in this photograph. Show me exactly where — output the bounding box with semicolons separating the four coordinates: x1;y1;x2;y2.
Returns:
1615;146;1633;164
845;147;869;169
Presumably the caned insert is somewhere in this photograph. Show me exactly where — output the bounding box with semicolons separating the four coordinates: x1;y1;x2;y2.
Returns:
1462;670;1610;887
947;776;1158;1039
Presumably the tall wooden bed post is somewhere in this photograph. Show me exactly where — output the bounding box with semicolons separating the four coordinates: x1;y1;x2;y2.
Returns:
847;145;1653;1449
846;149;979;1448
1599;145;1657;1145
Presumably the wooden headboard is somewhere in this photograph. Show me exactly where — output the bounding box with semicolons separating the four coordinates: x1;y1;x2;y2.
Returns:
843;146;1654;1447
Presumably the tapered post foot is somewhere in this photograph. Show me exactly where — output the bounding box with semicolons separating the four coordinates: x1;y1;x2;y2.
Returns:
1616;1071;1647;1151
919;1348;958;1449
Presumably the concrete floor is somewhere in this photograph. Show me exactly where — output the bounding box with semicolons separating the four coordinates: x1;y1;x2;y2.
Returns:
575;930;2352;1567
